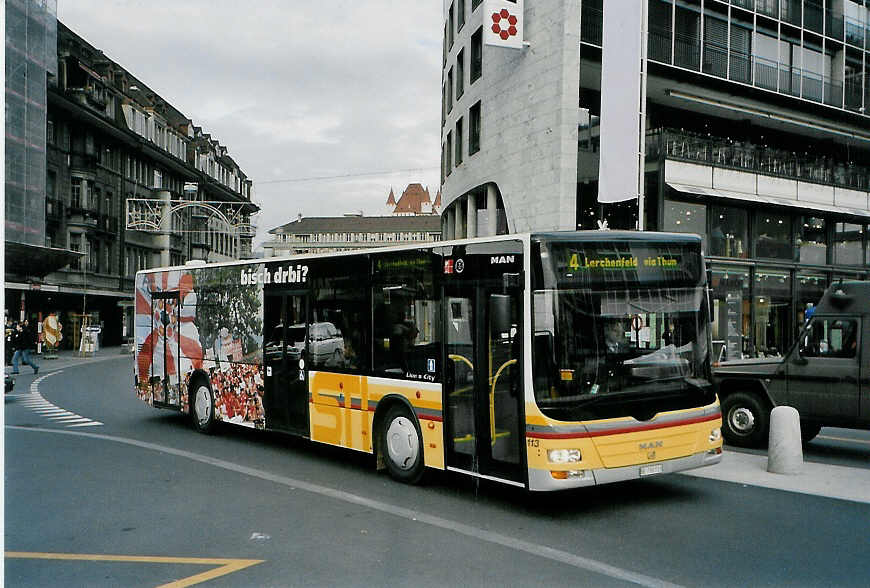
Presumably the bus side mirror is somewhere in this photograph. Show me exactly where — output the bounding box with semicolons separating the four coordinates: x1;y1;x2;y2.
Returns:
490;295;511;336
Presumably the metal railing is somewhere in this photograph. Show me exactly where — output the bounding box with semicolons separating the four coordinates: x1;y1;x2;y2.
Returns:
647;128;870;192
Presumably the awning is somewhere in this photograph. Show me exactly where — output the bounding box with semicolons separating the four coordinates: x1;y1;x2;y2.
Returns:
666;183;870;220
4;242;84;278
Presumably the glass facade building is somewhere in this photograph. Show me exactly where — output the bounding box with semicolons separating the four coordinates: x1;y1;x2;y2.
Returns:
440;0;869;360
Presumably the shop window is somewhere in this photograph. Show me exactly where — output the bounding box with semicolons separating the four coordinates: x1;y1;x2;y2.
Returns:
796;216;827;265
796;272;827;329
755;211;792;260
662;200;707;251
710;266;750;362
833;222;864;265
710;205;748;258
753;268;792;358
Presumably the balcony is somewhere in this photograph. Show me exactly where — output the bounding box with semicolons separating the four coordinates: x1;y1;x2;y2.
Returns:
647;128;870;192
66;206;100;228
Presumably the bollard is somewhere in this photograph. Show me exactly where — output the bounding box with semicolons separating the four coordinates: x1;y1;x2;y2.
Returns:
767;406;803;474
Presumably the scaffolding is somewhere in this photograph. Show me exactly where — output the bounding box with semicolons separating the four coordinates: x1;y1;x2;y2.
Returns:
5;0;57;246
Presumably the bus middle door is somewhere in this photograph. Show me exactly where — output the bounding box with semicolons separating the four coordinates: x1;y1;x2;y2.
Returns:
444;280;524;486
264;291;310;435
151;291;181;409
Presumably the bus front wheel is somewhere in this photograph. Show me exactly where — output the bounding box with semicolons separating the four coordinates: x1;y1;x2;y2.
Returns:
380;405;425;484
191;378;216;434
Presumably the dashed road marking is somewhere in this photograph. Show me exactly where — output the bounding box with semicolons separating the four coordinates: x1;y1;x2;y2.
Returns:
4;552;264;588
8;370;103;428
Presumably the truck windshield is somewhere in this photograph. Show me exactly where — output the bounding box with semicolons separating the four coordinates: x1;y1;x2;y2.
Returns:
532;240;714;421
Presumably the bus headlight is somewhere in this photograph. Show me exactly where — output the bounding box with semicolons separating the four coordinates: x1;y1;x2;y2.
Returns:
548;449;582;463
709;428;722;443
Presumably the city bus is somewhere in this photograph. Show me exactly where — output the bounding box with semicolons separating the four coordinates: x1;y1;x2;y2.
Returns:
134;231;722;491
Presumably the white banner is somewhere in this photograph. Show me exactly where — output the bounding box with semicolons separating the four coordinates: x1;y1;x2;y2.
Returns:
597;0;645;203
483;0;524;49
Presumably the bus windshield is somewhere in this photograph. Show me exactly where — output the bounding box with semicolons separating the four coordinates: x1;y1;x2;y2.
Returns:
533;239;714;421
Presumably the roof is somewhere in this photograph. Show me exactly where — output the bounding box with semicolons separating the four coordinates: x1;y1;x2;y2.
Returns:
269;215;442;235
393;183;431;214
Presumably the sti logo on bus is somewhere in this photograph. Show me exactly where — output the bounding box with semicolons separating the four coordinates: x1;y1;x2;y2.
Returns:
490;255;515;265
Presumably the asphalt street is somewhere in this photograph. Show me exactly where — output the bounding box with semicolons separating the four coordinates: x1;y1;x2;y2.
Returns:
5;351;870;587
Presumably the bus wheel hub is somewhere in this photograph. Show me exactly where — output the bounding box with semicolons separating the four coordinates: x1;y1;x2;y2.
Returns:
386;416;419;470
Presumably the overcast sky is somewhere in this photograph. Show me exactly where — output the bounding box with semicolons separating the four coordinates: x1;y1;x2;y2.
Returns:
57;1;443;248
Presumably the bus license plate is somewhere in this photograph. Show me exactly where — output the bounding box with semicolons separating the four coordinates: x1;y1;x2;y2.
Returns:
640;464;663;477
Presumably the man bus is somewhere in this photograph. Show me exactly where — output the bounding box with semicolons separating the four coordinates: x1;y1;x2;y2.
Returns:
134;231;722;491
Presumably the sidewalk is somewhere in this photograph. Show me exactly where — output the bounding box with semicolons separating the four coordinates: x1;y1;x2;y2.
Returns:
683;449;870;504
5;345;131;375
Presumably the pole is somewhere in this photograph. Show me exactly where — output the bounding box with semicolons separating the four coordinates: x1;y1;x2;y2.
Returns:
637;0;649;231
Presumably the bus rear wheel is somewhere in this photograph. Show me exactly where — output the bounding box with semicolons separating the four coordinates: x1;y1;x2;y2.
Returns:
380;405;425;484
191;378;216;434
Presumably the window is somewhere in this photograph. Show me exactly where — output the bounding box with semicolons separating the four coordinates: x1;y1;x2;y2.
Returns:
71;177;82;209
372;250;441;378
472;0;482;10
753;268;792;358
833;222;864;265
448;3;454;50
447;67;453;113
470;27;483;82
47;171;56;199
800;318;859;359
709;205;748;258
796;216;827;265
310;259;369;371
456;48;465;100
455;117;464;166
755;211;792;260
446;131;453;177
69;234;81;270
88;240;100;273
662;200;707;251
47;119;55;145
457;0;465;32
469;100;481;155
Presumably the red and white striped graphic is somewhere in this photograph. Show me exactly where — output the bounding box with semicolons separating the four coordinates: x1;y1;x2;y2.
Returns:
135;271;203;381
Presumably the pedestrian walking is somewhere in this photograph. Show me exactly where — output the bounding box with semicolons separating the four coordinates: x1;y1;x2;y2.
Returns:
5;317;15;365
11;320;39;375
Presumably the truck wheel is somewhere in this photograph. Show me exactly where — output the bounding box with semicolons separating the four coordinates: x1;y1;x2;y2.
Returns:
721;392;768;448
800;421;822;444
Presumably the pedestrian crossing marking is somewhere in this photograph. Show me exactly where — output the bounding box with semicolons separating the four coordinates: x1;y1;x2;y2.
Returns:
14;370;103;428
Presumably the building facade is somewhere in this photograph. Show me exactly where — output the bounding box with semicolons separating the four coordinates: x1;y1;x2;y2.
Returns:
440;0;870;360
264;214;442;256
5;15;257;349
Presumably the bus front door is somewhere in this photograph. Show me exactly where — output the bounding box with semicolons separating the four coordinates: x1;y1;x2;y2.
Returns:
264;291;310;435
151;291;181;409
444;284;524;486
